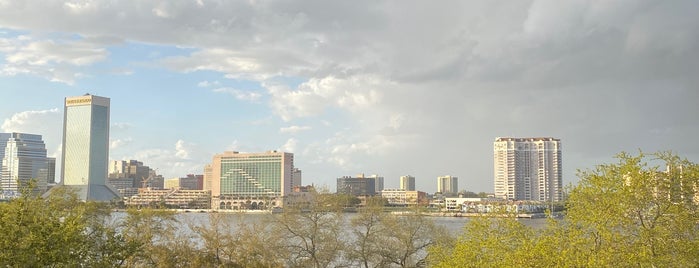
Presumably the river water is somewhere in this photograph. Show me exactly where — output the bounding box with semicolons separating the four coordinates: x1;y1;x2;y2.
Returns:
146;212;551;237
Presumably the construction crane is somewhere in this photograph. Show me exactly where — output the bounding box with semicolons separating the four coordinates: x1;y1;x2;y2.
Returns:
141;168;159;188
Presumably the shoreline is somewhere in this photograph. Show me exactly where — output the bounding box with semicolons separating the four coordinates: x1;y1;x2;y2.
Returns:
113;208;558;218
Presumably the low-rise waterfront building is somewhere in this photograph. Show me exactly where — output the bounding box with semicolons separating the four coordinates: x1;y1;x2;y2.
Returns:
445;197;549;213
125;188;211;209
381;188;428;206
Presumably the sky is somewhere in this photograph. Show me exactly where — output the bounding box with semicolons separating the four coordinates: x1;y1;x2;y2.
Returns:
0;0;698;193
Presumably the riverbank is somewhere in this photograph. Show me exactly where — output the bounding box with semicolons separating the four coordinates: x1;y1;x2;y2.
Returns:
114;208;561;218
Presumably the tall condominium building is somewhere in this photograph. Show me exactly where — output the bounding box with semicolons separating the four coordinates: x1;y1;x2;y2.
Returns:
46;157;56;184
203;164;213;191
208;151;294;198
494;137;562;202
0;133;51;198
291;168;303;188
400;175;416;191
59;94;119;201
370;174;384;192
337;175;376;196
437;175;459;195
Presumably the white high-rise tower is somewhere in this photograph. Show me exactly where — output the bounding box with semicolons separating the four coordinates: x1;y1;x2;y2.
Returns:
60;94;119;201
400;175;415;191
437;175;458;195
494;137;562;202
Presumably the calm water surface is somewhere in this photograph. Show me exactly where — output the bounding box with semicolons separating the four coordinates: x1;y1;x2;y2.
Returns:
112;212;549;236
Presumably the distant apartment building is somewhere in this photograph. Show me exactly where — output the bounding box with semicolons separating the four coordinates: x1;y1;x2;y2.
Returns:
184;174;204;190
203;164;213;191
164;178;179;189
494;137;562;202
370;174;384;192
381;188;427;206
164;174;203;190
46;157;56;184
400;175;416;191
109;160;150;186
337;174;377;196
0;133;53;198
207;151;294;210
291;168;302;187
437;175;459;195
284;185;317;208
107;159;162;197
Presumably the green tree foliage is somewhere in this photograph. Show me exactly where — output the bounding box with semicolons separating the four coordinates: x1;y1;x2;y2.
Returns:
271;189;347;268
189;213;285;267
0;186;137;267
347;197;451;268
428;151;699;267
429;216;534;268
563;152;699;266
348;197;389;268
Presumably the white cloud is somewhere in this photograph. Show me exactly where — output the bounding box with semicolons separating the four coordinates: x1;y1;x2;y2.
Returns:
162;49;273;81
197;80;220;87
109;68;133;75
0;1;698;191
0;36;108;84
175;139;191;159
111;122;134;130
212;87;262;102
280;138;298;153
110;138;132;149
63;1;97;14
2;108;61;133
265;75;389;121
280;125;311;134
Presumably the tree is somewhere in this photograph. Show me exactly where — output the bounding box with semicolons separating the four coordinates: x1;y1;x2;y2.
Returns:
563;151;699;266
189;213;285;267
428;216;534;268
119;207;179;266
271;189;347;268
428;151;699;267
0;185;138;267
376;211;448;268
347;196;390;268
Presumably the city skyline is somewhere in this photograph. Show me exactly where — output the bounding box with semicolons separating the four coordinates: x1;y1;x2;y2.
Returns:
1;1;698;193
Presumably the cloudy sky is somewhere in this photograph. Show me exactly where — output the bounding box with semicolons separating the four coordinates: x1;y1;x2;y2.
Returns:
1;0;697;193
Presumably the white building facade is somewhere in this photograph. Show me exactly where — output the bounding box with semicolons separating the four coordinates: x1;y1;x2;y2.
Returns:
399;175;415;191
60;94;120;201
494;137;562;202
437;175;458;195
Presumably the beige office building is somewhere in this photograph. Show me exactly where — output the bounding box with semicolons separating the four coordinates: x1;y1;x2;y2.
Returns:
494;137;562;202
207;150;294;198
